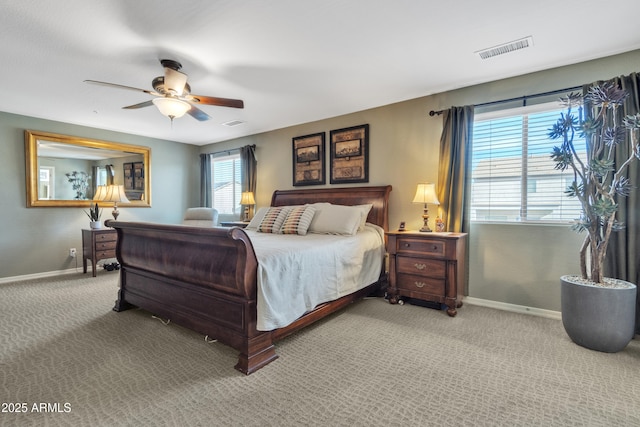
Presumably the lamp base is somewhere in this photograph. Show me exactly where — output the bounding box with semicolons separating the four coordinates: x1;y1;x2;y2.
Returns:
419;205;431;232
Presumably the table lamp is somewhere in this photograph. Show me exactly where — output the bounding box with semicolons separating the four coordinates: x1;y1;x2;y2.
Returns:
103;184;130;220
240;191;256;222
93;185;109;202
412;183;440;232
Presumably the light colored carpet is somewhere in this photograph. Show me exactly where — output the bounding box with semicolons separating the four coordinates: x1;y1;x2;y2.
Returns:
1;271;639;426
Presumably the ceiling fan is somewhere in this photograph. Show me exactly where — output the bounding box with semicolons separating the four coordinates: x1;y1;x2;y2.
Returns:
85;59;244;122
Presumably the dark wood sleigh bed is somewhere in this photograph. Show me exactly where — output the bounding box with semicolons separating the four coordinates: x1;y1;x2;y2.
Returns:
106;185;391;375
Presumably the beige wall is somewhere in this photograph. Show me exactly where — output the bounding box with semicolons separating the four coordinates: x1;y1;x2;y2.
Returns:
200;50;640;312
2;49;638;313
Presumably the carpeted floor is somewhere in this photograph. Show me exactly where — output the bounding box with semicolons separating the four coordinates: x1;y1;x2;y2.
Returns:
1;271;639;426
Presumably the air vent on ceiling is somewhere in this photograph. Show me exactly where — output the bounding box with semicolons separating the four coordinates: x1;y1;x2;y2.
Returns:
222;120;245;127
476;36;534;60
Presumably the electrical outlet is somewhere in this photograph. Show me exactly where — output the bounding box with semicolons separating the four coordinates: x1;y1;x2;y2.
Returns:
69;248;76;258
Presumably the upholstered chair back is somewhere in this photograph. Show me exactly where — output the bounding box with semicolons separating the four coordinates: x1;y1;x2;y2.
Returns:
182;208;219;227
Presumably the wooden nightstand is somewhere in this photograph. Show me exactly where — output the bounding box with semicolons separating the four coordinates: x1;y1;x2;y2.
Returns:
82;228;117;277
220;221;250;228
386;231;467;316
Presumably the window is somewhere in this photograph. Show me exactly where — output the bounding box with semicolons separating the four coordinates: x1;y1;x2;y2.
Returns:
95;166;108;186
39;166;55;199
471;102;585;223
211;152;242;215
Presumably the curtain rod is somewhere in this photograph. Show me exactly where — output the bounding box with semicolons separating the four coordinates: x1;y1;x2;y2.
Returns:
205;144;256;156
428;85;583;116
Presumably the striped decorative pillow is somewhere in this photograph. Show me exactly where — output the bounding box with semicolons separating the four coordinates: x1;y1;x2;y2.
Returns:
280;205;316;235
257;207;289;233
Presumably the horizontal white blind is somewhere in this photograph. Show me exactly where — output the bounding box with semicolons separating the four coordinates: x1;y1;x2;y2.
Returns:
471;103;585;223
211;153;241;215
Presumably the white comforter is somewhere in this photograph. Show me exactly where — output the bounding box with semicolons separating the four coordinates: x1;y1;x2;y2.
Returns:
246;224;385;331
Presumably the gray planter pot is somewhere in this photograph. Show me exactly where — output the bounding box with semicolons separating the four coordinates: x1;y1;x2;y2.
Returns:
561;275;637;353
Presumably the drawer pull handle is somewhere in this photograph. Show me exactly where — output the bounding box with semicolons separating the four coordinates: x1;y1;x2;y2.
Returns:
433;245;438;251
414;281;426;288
414;263;426;270
404;243;410;248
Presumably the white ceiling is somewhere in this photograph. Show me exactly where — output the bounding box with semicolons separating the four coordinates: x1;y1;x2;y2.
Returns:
2;1;639;146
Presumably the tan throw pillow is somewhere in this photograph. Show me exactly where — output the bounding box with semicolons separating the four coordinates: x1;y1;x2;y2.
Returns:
280;205;316;235
257;207;289;233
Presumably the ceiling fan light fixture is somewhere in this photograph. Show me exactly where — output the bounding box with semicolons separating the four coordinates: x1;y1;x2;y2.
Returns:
152;97;190;119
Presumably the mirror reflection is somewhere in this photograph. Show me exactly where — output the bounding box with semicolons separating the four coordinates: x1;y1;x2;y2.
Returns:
25;130;151;207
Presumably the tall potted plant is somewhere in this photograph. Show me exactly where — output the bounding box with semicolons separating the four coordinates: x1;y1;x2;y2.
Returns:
549;82;640;352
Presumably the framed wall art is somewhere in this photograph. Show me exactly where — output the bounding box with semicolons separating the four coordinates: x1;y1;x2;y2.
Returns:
330;124;369;184
123;161;145;200
292;132;325;186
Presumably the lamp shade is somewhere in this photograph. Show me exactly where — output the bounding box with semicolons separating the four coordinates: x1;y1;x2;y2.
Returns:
412;183;440;205
240;191;256;205
103;185;130;203
93;185;108;201
152;97;190;119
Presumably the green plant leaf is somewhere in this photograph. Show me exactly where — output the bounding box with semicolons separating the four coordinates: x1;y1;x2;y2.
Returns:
590;158;614;177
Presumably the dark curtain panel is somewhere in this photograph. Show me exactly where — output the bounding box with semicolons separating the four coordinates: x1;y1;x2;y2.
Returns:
436;105;474;295
592;72;640;333
105;165;115;186
240;144;257;220
199;153;212;207
436;105;474;234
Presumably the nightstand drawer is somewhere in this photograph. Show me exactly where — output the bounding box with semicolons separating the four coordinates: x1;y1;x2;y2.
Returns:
96;250;116;259
396;238;445;258
397;273;445;295
95;232;117;242
396;256;445;278
96;241;116;251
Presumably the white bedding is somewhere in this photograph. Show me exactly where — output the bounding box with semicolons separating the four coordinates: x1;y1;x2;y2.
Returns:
246;223;385;331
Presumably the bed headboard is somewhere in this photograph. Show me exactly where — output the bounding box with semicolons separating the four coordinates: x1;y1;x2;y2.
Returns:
270;185;392;231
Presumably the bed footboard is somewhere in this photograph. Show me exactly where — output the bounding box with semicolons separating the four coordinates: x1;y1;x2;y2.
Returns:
106;220;277;374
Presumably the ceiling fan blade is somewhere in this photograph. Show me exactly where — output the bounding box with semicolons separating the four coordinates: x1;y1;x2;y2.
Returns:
188;94;244;109
122;100;154;109
187;104;211;121
84;80;159;96
164;68;188;96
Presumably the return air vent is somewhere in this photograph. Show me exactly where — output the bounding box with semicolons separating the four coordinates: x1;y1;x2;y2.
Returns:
476;36;534;60
222;119;245;127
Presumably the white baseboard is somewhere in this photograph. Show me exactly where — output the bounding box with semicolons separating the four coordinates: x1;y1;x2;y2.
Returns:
0;267;92;284
0;273;561;322
464;296;562;320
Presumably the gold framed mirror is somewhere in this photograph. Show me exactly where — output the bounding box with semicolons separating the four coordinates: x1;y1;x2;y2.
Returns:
25;130;151;207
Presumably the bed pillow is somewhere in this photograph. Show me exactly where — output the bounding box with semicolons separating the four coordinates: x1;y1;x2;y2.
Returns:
308;203;362;235
353;204;373;231
245;207;269;230
280;205;316;235
256;207;289;233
